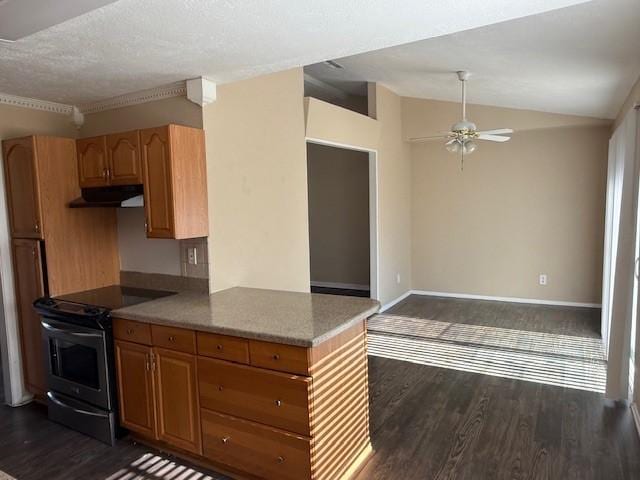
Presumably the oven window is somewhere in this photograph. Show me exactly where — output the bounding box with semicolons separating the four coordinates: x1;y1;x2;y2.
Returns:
52;339;100;390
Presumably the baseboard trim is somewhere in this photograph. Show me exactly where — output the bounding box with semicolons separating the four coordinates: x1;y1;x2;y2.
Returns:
411;290;601;309
311;281;370;291
381;290;412;312
632;403;640;440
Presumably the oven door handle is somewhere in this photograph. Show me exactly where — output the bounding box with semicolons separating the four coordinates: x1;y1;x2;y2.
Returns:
41;320;103;338
47;392;110;418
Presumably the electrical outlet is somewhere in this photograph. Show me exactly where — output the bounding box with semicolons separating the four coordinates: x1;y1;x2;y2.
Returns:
187;247;198;265
396;273;401;284
539;274;547;286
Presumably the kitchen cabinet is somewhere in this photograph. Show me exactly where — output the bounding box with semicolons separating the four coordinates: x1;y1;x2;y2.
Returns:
140;125;208;239
78;132;143;187
154;348;201;454
12;239;46;396
77;136;109;188
2;135;120;399
114;340;157;439
2;137;42;239
106;130;143;185
113;318;371;479
114;330;202;455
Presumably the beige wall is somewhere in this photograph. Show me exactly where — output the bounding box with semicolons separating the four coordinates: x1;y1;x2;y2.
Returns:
307;143;370;287
375;86;413;305
302;86;413;305
80;96;204;277
305;97;380;150
203;68;311;293
79;96;202;136
405;97;610;304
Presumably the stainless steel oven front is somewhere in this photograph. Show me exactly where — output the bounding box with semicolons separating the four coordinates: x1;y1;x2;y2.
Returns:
42;317;112;410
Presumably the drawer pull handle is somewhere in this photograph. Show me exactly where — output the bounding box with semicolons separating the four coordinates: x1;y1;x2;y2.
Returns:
218;385;224;392
168;336;176;343
126;329;134;335
216;344;223;351
272;354;280;361
221;436;230;444
277;456;285;464
275;399;282;407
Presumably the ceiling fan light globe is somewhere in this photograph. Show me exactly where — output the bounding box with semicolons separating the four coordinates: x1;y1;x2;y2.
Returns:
463;140;477;154
446;140;461;153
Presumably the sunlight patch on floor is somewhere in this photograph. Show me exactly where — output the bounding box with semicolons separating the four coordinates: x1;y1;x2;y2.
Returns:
104;452;227;480
367;315;606;393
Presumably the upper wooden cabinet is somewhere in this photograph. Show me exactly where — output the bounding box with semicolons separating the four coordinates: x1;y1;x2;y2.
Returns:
2;137;43;239
107;130;143;185
78;132;143;187
141;125;208;239
77;136;109;188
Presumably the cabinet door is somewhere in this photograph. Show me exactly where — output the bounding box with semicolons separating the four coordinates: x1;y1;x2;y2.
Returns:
114;340;157;439
140;127;175;238
2;138;43;239
77;136;108;188
107;130;143;185
154;347;202;454
12;239;46;395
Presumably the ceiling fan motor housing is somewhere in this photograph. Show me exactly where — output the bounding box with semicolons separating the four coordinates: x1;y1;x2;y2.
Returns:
452;120;477;133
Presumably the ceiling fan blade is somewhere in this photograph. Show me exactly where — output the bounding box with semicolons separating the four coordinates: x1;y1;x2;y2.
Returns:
477;134;511;142
477;128;513;135
408;134;451;143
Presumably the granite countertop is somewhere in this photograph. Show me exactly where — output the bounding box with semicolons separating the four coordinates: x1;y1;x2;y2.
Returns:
111;287;380;347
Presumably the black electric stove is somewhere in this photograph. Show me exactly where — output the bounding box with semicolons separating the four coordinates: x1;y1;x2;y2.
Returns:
33;285;174;445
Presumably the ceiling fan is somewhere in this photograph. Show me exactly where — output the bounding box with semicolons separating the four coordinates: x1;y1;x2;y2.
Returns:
409;71;513;169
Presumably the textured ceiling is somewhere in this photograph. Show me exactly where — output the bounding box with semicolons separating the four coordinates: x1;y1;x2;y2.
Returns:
305;0;640;119
0;0;591;105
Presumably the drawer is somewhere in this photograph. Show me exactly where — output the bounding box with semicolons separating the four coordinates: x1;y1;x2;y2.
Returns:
201;409;311;480
249;340;310;375
198;357;311;436
151;325;196;354
197;332;249;364
113;318;151;345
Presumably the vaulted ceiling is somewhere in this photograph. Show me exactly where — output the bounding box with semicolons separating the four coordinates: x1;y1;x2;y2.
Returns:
305;0;640;119
0;0;591;106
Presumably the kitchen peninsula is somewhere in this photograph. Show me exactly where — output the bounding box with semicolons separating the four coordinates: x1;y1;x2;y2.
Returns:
111;287;380;480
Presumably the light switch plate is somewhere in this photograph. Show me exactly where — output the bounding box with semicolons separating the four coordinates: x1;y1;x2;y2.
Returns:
187;247;198;265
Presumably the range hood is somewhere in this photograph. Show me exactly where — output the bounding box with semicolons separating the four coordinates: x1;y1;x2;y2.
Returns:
69;185;144;208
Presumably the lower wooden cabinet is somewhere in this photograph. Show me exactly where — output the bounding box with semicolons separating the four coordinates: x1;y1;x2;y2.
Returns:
114;341;157;438
12;239;46;396
201;409;311;480
114;340;202;455
154;348;201;454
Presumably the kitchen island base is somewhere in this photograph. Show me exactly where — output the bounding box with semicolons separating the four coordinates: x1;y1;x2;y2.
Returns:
114;314;373;480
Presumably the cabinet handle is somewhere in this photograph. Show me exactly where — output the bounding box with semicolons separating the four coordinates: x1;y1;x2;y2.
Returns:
34;222;39;232
277;456;285;464
168;336;176;343
272;354;280;361
126;328;134;335
150;352;156;371
217;385;223;392
145;354;150;371
216;344;223;351
275;399;282;407
102;168;108;179
221;436;230;444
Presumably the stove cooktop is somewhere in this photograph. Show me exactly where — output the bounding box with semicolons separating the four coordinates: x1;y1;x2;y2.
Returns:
54;285;175;310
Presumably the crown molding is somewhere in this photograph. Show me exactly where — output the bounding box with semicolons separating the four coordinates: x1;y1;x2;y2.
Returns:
78;81;187;114
0;92;73;115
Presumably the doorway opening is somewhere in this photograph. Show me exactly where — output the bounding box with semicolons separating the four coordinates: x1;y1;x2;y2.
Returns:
306;140;378;300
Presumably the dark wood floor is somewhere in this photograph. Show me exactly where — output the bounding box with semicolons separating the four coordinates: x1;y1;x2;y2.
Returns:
1;296;638;479
389;294;601;338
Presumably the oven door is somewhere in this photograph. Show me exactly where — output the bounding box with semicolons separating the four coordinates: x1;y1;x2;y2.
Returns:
41;317;112;410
